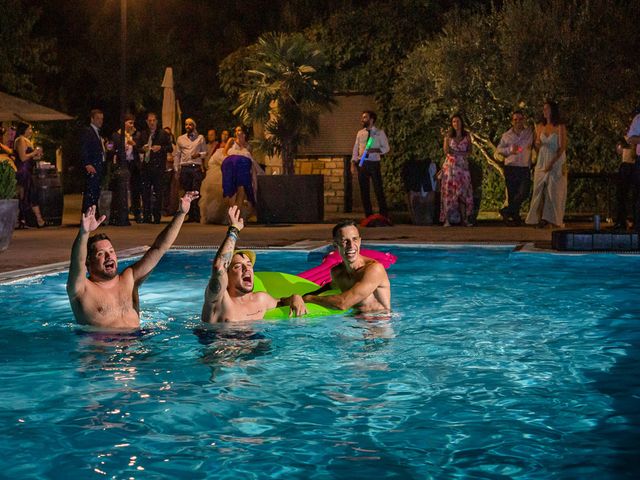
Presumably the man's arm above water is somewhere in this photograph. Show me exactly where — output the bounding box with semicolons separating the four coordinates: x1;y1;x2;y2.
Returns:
202;206;243;321
276;294;307;317
130;191;198;284
67;205;105;299
303;262;386;311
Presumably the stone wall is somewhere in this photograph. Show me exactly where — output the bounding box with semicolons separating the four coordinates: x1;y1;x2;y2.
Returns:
295;156;347;214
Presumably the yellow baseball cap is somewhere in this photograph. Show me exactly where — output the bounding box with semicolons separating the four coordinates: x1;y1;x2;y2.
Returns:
233;250;256;266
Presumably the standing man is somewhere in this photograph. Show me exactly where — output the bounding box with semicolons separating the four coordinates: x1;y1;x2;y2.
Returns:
137;112;173;224
303;220;391;313
496;110;534;225
351;110;390;220
625;106;640;232
66;192;199;329
174;118;207;222
80;109;106;214
109;113;137;226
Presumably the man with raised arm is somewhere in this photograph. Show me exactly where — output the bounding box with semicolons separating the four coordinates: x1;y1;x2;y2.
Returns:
303;220;391;313
67;192;199;329
202;206;307;322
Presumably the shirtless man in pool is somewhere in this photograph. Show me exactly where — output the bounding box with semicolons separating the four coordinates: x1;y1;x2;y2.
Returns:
303;220;391;313
201;206;307;322
67;192;198;329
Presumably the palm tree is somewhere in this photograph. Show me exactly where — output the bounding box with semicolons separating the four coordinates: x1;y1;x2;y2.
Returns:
233;32;334;175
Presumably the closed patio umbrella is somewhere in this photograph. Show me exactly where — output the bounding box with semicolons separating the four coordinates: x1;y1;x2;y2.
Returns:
161;68;181;136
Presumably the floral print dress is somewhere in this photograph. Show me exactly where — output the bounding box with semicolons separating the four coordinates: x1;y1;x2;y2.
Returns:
439;135;474;224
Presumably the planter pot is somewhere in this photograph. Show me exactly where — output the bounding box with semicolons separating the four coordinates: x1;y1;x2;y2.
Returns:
99;190;113;225
257;175;324;224
0;199;19;253
33;168;64;226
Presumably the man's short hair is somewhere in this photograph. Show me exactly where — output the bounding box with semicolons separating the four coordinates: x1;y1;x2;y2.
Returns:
87;233;112;257
512;110;524;117
332;219;358;240
147;112;158;120
90;109;103;119
363;110;377;122
124;113;135;122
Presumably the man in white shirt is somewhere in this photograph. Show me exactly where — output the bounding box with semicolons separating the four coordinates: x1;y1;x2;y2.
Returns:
351;111;390;219
496;110;533;225
174;118;207;222
625;106;640;231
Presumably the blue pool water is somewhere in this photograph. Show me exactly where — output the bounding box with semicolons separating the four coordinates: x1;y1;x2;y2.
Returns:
1;246;639;479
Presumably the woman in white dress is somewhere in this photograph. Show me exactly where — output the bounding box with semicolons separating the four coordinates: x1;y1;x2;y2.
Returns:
199;143;226;224
526;100;568;228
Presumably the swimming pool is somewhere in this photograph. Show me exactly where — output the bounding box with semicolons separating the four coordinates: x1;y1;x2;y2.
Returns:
1;246;639;478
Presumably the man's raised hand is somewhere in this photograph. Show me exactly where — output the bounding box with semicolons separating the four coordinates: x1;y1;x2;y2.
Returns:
81;205;106;234
178;191;200;214
228;205;244;231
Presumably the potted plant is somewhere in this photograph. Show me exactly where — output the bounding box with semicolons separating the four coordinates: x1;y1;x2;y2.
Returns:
227;32;334;223
0;160;19;252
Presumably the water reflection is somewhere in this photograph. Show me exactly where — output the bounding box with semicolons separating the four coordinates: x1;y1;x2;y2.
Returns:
194;323;272;381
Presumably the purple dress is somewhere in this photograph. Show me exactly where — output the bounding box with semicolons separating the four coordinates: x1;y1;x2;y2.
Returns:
15;140;37;221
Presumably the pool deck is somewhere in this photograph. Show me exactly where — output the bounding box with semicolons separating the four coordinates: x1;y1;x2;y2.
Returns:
1;194;595;276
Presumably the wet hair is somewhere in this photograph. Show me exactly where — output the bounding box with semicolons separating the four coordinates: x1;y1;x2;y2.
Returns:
332;219;358;240
541;100;562;126
15;122;31;138
448;113;467;138
363;110;377;123
87;233;112;257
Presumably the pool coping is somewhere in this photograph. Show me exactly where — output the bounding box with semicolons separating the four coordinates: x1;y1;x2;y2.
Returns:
2;241;638;284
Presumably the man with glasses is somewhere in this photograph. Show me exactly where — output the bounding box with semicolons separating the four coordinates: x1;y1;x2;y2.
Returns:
496;110;534;225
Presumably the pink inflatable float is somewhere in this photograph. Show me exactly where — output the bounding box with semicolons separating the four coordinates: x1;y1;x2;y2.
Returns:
298;249;397;286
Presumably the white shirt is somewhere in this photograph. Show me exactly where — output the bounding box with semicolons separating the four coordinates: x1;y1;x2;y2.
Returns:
352;126;390;163
497;127;533;167
174;131;207;169
627;113;640;156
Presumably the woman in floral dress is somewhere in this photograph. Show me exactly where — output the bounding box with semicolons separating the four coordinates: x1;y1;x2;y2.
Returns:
440;114;474;226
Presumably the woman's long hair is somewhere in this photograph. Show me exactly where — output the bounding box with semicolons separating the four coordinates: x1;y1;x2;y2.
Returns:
15;122;31;138
541;100;562;126
448;113;467;138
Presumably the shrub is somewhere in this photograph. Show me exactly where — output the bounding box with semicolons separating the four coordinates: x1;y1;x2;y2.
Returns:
0;161;17;200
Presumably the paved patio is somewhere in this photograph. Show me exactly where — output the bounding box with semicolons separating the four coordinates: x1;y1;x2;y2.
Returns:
0;194;593;275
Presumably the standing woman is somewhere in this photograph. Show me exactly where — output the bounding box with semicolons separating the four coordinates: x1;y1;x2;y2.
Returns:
440;114;474;226
14;122;45;228
526;100;568;228
221;126;259;218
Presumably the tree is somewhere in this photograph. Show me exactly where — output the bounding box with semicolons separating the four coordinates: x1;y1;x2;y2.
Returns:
226;32;334;175
390;0;640;210
0;0;56;100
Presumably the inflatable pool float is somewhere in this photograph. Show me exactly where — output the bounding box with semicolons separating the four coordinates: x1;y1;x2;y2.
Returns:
297;248;397;286
254;248;396;319
253;271;345;319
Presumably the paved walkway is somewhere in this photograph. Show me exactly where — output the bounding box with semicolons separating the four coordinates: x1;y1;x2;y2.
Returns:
0;194;591;274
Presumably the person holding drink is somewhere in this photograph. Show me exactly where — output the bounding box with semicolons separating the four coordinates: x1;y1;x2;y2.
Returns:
13;122;46;228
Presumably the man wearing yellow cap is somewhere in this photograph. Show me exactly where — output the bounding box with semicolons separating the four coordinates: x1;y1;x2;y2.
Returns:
202;206;307;322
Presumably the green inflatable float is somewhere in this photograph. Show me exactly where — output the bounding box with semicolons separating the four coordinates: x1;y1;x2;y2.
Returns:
253;271;346;319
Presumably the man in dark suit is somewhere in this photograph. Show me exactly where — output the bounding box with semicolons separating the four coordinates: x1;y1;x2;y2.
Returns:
136;112;174;223
80;109;106;214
